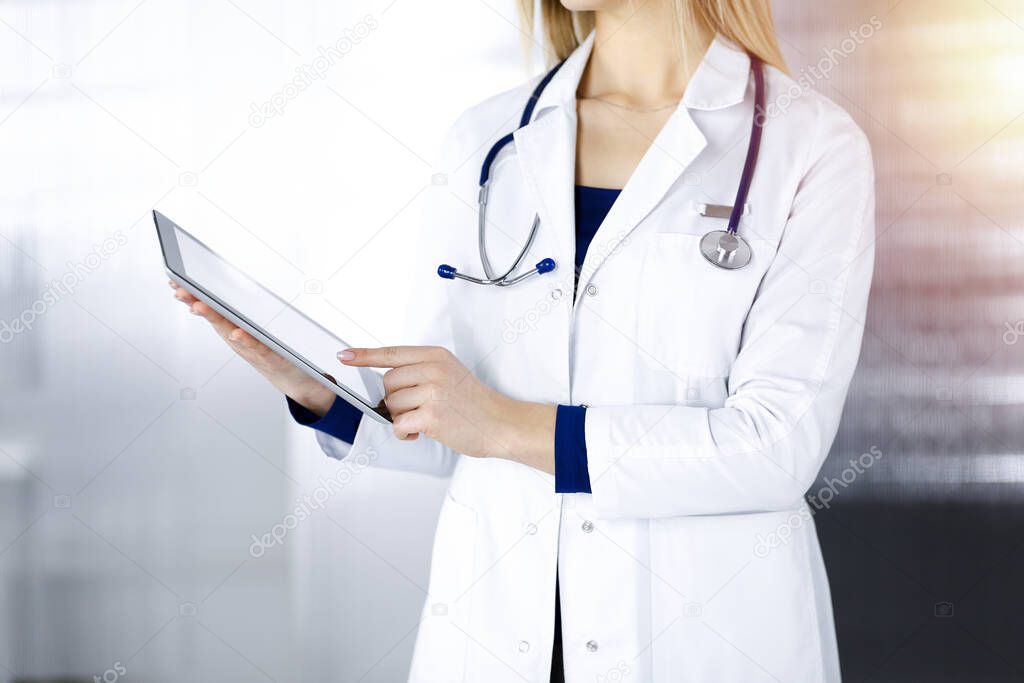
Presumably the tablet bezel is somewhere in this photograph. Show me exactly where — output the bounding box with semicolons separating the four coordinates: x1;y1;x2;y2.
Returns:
153;210;391;424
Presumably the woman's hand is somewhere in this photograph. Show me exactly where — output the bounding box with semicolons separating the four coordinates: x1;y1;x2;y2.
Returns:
341;346;556;473
169;281;335;417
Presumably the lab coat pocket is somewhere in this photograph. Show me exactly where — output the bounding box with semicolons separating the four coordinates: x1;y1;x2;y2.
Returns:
409;492;478;682
636;232;776;382
649;508;826;682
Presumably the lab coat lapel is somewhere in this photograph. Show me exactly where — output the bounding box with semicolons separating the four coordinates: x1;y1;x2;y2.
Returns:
512;106;577;275
576;35;752;294
510;34;750;294
575;109;708;294
510;35;595;281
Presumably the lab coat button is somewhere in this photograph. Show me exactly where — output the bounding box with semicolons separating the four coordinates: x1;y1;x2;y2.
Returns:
586;640;599;652
581;520;594;533
518;640;530;653
585;283;598;297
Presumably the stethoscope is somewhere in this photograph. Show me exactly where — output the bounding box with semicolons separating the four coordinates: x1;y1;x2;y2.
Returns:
437;54;765;286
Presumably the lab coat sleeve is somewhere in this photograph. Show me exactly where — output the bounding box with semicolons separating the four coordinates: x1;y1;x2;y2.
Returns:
586;112;876;519
305;118;467;477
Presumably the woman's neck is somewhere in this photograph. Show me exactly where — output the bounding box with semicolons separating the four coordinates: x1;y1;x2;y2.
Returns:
580;4;713;107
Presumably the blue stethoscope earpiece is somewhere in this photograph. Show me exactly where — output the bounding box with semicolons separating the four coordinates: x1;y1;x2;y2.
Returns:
438;55;764;285
535;258;556;274
437;258;557;285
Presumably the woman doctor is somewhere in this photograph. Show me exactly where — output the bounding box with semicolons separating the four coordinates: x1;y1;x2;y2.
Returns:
173;0;874;680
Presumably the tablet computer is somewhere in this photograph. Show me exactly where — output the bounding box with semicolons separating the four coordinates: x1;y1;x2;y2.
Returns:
153;210;391;424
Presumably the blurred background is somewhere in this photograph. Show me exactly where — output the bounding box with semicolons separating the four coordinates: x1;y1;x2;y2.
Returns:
1;0;1022;681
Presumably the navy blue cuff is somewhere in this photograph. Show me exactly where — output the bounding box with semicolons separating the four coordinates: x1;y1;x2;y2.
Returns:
287;395;363;444
554;404;591;494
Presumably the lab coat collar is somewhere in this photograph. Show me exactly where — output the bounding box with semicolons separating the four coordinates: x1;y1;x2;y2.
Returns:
513;31;753;292
531;32;753;116
683;35;752;110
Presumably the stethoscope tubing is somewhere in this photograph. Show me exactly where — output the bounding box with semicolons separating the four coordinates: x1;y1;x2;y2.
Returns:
727;56;765;236
439;53;765;284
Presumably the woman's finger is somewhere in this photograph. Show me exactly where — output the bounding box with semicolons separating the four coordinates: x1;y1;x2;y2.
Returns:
226;327;263;351
173;286;197;305
384;385;433;417
393;409;428;440
340;346;444;368
383;365;428;393
190;301;240;339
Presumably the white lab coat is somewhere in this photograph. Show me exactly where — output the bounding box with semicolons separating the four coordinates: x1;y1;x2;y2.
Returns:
318;33;874;682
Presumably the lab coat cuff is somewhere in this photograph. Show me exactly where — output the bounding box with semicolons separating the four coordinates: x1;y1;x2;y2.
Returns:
287;395;363;445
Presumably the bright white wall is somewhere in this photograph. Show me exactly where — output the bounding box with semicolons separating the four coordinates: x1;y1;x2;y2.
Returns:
0;1;532;681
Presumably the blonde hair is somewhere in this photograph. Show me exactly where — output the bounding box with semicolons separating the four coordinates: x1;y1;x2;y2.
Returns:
517;0;787;72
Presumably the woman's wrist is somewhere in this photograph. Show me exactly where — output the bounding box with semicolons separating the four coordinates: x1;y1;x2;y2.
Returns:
290;384;335;419
491;397;557;474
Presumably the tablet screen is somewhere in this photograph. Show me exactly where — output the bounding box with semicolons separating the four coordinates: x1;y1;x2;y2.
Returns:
154;211;386;418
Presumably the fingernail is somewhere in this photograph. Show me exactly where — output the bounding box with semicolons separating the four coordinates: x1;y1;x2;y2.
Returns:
337;350;355;361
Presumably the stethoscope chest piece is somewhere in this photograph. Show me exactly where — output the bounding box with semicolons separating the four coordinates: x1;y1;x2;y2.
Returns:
700;230;752;270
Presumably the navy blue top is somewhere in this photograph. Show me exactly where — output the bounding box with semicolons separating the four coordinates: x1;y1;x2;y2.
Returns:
573;185;621;278
289;184;621;496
